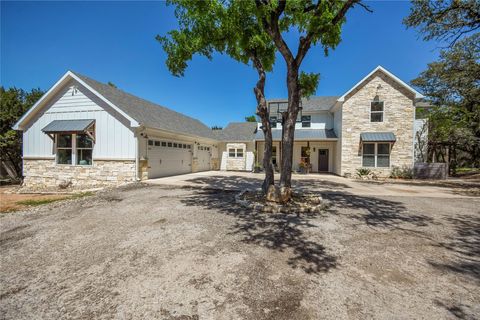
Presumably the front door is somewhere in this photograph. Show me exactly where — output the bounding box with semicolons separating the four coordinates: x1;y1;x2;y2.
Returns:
318;149;329;172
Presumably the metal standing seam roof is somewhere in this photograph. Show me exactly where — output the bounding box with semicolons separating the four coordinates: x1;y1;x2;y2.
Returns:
213;122;258;142
360;132;396;142
42;119;95;133
71;72;217;140
255;129;337;141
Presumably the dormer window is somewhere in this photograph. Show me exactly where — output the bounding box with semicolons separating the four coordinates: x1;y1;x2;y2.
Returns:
301;115;311;128
371;96;384;122
269;116;277;128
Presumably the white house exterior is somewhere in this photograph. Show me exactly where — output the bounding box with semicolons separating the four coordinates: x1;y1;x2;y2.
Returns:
14;66;425;189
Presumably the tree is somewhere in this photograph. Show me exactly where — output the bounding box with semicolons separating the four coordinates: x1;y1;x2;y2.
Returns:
405;1;480;170
245;115;257;122
211;125;223;130
404;0;480;47
159;0;368;201
0;87;44;178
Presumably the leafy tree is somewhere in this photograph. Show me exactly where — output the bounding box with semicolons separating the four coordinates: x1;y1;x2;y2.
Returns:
404;0;480;47
405;1;480;170
159;0;368;201
211;125;223;130
107;81;117;88
245;115;257;122
0;87;44;178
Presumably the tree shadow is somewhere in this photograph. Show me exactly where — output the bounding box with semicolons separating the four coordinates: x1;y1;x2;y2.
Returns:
323;193;433;229
428;214;480;281
180;189;337;274
434;299;478;320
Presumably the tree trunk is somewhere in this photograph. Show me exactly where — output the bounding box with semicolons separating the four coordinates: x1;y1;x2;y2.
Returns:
278;66;301;201
252;56;274;194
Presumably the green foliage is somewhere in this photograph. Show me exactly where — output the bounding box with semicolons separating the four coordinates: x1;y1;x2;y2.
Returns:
107;81;117;88
16;198;64;206
404;0;480;46
299;72;320;98
390;166;413;179
245;115;257;122
0;87;44;178
211;125;223;130
356;168;371;177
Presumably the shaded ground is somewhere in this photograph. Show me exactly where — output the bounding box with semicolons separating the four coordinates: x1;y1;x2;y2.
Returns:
1;183;479;319
0;186;71;212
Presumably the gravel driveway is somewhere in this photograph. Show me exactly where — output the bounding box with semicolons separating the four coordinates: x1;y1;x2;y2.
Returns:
1;183;479;319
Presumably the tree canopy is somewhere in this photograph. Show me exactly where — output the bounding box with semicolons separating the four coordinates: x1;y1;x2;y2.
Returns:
0;87;44;178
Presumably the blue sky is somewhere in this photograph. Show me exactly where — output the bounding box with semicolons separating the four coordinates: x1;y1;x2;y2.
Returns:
1;1;440;127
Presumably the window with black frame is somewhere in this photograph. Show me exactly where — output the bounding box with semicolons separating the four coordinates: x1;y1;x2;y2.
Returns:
371;100;384;122
301;115;311;127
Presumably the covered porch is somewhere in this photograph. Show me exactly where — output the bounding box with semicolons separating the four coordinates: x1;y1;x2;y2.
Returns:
254;129;338;174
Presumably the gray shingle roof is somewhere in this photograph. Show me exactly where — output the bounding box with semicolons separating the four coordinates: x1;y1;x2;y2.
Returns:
213;122;257;141
360;132;396;142
255;129;337;141
72;72;216;140
268;96;339;112
42;119;95;133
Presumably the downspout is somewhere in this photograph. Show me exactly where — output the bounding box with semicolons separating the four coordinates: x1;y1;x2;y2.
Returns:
135;132;139;181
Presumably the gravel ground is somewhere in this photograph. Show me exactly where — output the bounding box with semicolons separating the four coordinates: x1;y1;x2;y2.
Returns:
1;183;479;319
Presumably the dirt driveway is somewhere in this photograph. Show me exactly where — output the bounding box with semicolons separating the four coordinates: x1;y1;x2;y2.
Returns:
1;184;479;319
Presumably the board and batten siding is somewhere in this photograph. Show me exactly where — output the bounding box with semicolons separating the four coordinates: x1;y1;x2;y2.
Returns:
22;80;136;160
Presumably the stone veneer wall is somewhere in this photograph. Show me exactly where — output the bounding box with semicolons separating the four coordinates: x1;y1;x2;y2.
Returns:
23;159;136;190
341;71;415;177
225;143;246;170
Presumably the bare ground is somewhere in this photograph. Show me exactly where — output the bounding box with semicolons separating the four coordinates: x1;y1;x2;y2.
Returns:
0;183;479;319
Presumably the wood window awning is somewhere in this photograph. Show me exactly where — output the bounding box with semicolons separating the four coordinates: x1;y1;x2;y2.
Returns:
360;132;396;142
42;119;95;142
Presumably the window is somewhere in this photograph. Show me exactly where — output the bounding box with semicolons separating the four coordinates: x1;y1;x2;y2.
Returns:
57;134;72;164
161;141;167;147
167;142;172;147
228;148;244;158
301;115;311;128
362;143;375;167
270;116;277;128
183;144;187;149
173;143;178;148
155;141;160;147
362;143;390;167
56;133;93;166
148;140;153;146
187;144;191;149
76;134;93;165
371;101;384;122
272;146;277;165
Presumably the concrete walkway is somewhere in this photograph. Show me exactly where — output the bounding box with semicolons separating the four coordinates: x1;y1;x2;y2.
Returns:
145;171;478;198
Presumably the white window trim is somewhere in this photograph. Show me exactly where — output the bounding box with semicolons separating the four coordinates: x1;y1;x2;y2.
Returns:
301;115;311;128
56;133;94;166
362;142;391;168
228;148;244;158
370;101;384;123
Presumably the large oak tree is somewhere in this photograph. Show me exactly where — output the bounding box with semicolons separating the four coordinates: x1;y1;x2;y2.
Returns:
159;0;368;201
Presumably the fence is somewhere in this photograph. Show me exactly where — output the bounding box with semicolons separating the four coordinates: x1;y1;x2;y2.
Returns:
413;162;447;179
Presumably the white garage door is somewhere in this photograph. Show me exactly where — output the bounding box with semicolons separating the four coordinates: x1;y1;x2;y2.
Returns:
147;140;192;178
196;145;211;172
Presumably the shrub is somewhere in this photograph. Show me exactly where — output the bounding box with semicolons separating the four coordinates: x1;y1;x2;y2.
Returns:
390;165;413;179
356;168;371;178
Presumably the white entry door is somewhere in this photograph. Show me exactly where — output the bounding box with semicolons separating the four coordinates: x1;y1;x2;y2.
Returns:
148;140;192;178
196;145;211;172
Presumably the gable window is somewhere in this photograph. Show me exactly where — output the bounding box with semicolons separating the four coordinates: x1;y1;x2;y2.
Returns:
301;115;311;128
362;143;390;167
269;116;277;129
371;100;384;122
56;133;93;166
228;148;244;158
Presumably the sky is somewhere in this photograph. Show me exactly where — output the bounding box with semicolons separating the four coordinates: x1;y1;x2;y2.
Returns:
1;1;441;127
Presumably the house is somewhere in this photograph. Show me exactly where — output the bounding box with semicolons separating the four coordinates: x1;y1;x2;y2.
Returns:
13;66;424;189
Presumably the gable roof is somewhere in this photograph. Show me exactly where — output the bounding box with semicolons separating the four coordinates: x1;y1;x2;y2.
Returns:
213;122;257;142
337;65;424;103
14;71;216;140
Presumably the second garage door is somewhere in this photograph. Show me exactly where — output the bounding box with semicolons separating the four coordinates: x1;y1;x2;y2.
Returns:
196;145;211;172
148;140;192;178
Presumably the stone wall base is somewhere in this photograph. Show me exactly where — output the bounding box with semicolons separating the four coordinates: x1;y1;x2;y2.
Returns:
22;159;136;191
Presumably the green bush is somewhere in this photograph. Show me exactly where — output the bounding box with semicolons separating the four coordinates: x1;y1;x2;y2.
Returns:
356;168;371;178
390;166;413;179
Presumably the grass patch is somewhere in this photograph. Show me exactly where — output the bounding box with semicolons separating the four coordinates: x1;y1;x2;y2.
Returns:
15;191;94;207
16;198;66;206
